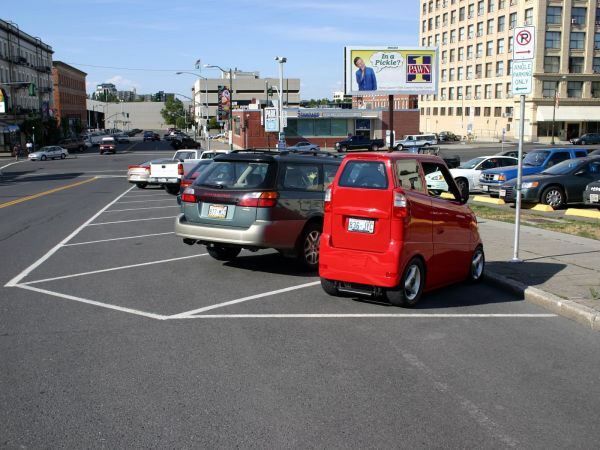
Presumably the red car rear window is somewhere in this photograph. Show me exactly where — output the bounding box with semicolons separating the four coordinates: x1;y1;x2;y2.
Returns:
338;161;388;189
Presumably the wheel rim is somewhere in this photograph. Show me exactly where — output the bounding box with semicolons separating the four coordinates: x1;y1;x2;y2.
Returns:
404;263;421;301
303;230;321;265
471;249;484;279
544;189;563;207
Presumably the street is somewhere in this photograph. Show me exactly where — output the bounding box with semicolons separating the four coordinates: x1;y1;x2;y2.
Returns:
1;139;600;449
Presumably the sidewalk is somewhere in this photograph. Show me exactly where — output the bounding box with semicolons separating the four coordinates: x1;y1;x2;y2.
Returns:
479;218;600;331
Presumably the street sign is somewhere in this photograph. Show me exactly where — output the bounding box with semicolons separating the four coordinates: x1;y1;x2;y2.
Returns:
264;107;279;132
513;26;535;61
512;60;534;95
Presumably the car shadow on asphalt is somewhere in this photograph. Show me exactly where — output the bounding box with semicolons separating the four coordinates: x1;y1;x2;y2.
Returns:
224;252;316;278
0;171;86;185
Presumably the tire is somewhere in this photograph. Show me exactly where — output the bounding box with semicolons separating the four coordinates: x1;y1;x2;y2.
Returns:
423;143;431;148
456;178;469;200
339;146;347;153
394;145;401;151
100;150;104;155
541;186;565;209
581;141;586;145
296;222;322;271
60;153;66;159
207;246;241;261
79;146;85;152
468;246;485;283
398;144;404;151
40;154;47;161
320;278;339;296
371;144;379;151
136;182;148;189
165;184;180;195
385;258;425;307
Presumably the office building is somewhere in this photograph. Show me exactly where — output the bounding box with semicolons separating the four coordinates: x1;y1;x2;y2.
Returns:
52;61;87;132
95;83;117;98
419;0;600;142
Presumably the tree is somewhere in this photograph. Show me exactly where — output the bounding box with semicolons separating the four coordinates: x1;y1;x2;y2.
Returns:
160;98;185;127
207;117;219;130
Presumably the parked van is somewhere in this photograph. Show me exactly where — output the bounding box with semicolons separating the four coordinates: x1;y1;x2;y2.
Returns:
394;134;438;151
319;152;484;307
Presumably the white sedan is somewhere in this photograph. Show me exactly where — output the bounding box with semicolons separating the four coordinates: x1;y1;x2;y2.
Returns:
28;146;69;161
450;155;518;197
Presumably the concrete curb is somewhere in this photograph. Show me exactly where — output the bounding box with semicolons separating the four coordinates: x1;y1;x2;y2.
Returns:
485;270;600;333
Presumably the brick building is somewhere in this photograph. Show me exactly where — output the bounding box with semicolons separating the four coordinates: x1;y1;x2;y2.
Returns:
52;61;87;132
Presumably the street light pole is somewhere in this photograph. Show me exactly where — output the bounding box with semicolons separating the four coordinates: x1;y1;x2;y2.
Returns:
275;56;287;150
550;75;566;145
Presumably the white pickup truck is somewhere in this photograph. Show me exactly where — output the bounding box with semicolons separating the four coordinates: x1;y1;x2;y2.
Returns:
149;150;203;195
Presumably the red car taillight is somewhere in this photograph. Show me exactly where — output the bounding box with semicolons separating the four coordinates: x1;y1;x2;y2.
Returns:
393;190;408;218
238;191;279;207
181;188;198;203
324;187;332;212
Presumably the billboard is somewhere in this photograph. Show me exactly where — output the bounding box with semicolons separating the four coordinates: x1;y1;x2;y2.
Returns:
217;85;231;122
345;46;438;96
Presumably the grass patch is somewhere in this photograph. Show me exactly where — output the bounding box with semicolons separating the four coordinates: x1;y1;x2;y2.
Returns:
470;204;600;241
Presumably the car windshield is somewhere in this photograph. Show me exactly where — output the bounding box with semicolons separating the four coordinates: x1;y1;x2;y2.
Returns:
195;161;272;189
523;151;550;166
458;157;486;169
541;159;583;175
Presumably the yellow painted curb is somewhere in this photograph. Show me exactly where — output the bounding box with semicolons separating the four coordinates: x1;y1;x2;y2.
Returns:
0;177;97;209
565;208;600;219
440;192;455;199
530;204;555;212
472;195;505;205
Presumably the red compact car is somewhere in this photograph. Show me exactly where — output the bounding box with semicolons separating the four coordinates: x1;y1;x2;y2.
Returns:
319;152;484;307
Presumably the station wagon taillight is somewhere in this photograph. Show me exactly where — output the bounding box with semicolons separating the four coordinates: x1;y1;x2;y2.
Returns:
324;187;332;212
393;190;408;218
238;191;279;207
181;188;198;203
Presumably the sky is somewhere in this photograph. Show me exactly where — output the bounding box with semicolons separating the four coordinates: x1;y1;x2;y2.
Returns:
6;0;420;100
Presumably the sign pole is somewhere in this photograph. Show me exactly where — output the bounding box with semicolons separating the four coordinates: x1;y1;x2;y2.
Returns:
388;94;394;150
511;94;526;263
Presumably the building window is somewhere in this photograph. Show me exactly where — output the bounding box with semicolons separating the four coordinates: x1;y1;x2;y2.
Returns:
494;83;502;99
458;47;465;61
509;12;517;29
433;107;438;116
486;40;494;56
592;81;600;98
456;107;463;116
466;65;474;79
477;21;484;36
468;24;475;39
467;45;474;59
496;61;504;76
440;107;446;116
507;59;513;75
545;31;561;49
465;107;471;117
494;107;502;117
567;81;583;98
524;8;533;25
458;67;464;80
544;56;560;73
451;10;457;24
497;16;505;32
449;68;455;81
488;0;494;13
448;107;454;116
474;106;481;116
457;86;463;99
485;84;492;99
468;3;475;18
441;69;447;81
546;6;562;25
506;82;511;96
475;64;482;79
487;19;494;34
476;43;483;57
459;6;465;21
543;81;556;98
593;57;600;73
508;36;513;52
485;62;492;77
484;107;491;117
459;27;465;41
570;32;585;50
466;85;472;98
477;0;484;15
571;7;587;25
569;57;584;73
449;87;454;100
497;38;505;54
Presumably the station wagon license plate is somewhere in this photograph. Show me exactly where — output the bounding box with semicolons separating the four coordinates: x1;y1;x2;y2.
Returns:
590;193;599;203
348;218;375;234
208;204;228;219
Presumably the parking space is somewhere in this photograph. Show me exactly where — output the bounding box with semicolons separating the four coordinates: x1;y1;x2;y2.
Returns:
6;181;558;323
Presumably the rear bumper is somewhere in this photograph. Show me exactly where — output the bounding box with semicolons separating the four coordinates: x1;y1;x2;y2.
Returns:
174;214;303;250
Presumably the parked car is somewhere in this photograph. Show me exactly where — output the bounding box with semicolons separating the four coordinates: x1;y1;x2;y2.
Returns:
28;146;69;161
200;150;231;159
438;131;460;142
286;141;321;152
58;138;86;152
171;136;200;150
479;148;589;197
394;134;438;151
583;180;600;209
319;152;483;307
499;156;600;208
178;160;214;197
148;150;203;194
114;133;130;143
99;137;116;155
495;149;526;158
335;135;385;152
450;155;518;198
128;158;174;189
143;131;160;141
588;149;600;156
175;150;343;269
570;133;600;145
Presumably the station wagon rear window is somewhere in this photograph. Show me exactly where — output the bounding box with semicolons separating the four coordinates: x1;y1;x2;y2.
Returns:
338;161;388;189
195;161;272;190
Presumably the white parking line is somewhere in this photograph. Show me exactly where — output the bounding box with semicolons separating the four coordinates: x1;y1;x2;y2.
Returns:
178;313;558;319
17;283;168;320
88;216;178;226
63;232;175;247
121;193;170;198
116;199;175;204
21;253;207;285
168;281;321;318
5;185;135;287
105;205;179;213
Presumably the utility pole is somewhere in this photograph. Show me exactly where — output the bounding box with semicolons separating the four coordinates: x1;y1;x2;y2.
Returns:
275;56;287;150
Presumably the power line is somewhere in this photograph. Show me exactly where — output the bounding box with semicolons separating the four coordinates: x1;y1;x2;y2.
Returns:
62;62;193;72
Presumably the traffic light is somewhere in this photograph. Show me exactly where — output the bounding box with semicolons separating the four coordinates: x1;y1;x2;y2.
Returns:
28;83;37;97
267;87;273;96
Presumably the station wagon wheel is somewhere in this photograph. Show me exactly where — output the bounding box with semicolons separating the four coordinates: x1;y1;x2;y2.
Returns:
541;186;565;209
40;154;47;161
297;223;321;271
468;246;485;283
385;258;425;307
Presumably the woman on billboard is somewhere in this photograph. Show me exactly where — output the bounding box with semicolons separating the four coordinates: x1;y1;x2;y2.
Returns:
354;57;377;91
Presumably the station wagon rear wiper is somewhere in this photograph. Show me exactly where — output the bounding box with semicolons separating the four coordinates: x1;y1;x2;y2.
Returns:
200;183;225;189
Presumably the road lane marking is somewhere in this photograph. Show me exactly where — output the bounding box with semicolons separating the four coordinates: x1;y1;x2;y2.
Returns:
177;313;558;319
21;253;208;285
63;232;175;247
4;185;135;287
168;281;322;318
17;283;168;320
104;205;179;212
0;177;97;210
0;160;25;170
88;216;178;226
